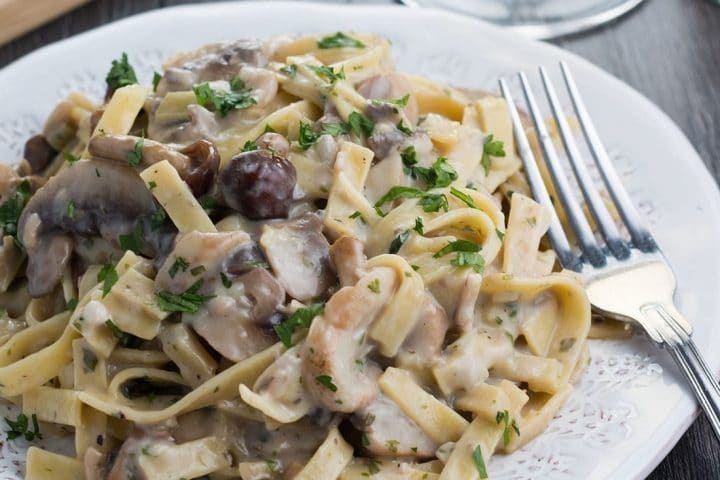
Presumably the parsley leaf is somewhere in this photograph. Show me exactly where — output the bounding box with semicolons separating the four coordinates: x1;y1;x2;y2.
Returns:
97;263;118;298
450;186;478;209
220;272;232;288
66;200;75;221
242;140;258;152
481;134;506;176
0;180;31;246
105;52;138;92
152;72;162;92
370;94;410;108
413;217;424;235
168;257;190;279
5;413;42;441
396;120;413;135
317;32;366;49
319;122;350;136
192;82;257;117
367;278;381;293
389;230;409;254
298;122;319;150
82;349;98;373
315;375;338;392
401;145;418;175
150;207;167;230
472;445;488;479
348;111;374;138
496;228;505;241
451;252;485;273
374;186;423;213
118;223;144;254
417;193;448;213
229;76;245;92
434;239;481;258
308;65;346;84
105;319;139;347
157;281;215;314
273;303;324;348
280;64;297;79
127;134;143;167
62;151;80;164
413;157;457;188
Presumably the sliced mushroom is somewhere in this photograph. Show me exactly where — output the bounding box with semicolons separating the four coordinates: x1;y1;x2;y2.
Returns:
259;213;334;301
353;393;437;458
189;268;284;362
398;294;449;367
42;99;79;151
302;267;397;412
148;103;220;145
155;67;195;96
329;236;366;287
18;160;170;297
165;39;268;84
83;447;111;480
23;134;57;174
88;135;220;196
107;428;172;480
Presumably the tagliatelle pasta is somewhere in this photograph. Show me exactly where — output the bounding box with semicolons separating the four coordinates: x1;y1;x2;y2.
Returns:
0;31;592;479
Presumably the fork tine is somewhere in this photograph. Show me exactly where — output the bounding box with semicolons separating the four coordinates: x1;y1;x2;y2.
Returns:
539;66;631;260
517;72;607;268
560;61;656;253
498;78;583;272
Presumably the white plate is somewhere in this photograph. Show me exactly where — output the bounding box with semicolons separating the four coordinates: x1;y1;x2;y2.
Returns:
0;2;718;479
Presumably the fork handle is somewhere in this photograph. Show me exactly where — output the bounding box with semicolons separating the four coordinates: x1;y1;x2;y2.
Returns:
644;302;720;441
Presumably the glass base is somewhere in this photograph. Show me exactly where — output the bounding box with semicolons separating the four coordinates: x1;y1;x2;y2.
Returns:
408;0;646;39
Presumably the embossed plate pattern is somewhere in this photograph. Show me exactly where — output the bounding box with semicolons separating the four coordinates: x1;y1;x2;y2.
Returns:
0;2;719;479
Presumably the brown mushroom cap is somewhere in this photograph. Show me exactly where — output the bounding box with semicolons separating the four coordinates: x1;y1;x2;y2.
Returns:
23;134;57;174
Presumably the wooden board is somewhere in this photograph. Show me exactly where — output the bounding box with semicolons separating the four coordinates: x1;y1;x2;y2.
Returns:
0;0;91;46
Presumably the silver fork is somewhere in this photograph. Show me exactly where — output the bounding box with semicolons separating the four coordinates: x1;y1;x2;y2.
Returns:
498;62;720;440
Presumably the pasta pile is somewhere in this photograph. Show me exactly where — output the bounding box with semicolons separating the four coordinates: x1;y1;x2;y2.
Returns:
0;32;591;479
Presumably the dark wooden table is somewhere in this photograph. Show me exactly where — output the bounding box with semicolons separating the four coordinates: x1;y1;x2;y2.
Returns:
1;0;719;478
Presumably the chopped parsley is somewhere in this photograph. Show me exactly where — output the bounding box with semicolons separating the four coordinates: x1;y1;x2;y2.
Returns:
412;157;457;188
481;134;506;176
367;458;382;475
229;76;245;92
374;186;423;212
242;140;257;152
190;265;205;276
413;217;424;235
347;111;374;138
349;211;362;220
433;239;481;258
105;319;137;347
97;263;118;298
105;52;138;92
82;349;98;373
127;134;144;167
495;316;504;325
66;298;78;311
4;413;42;441
273;303;325;348
168;257;190;279
317;32;366;49
315;375;338;392
496;410;520;447
152;72;162;92
472;445;488;479
396;120;413;135
298;122;319;150
417;193;448;213
559;337;576;352
370;94;410;108
220;272;232;288
385;439;399;453
308;64;346;84
496;228;505;241
367;278;381;293
264;124;276;134
192;82;256;117
389;230;409;254
0;179;31;246
319;122;350;136
62;151;80;164
450;186;478;209
451;252;485;273
147;181;157;190
280;64;297;78
66;200;76;220
157;281;215;314
150;207;167;230
401;145;417;175
118;223;144;254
